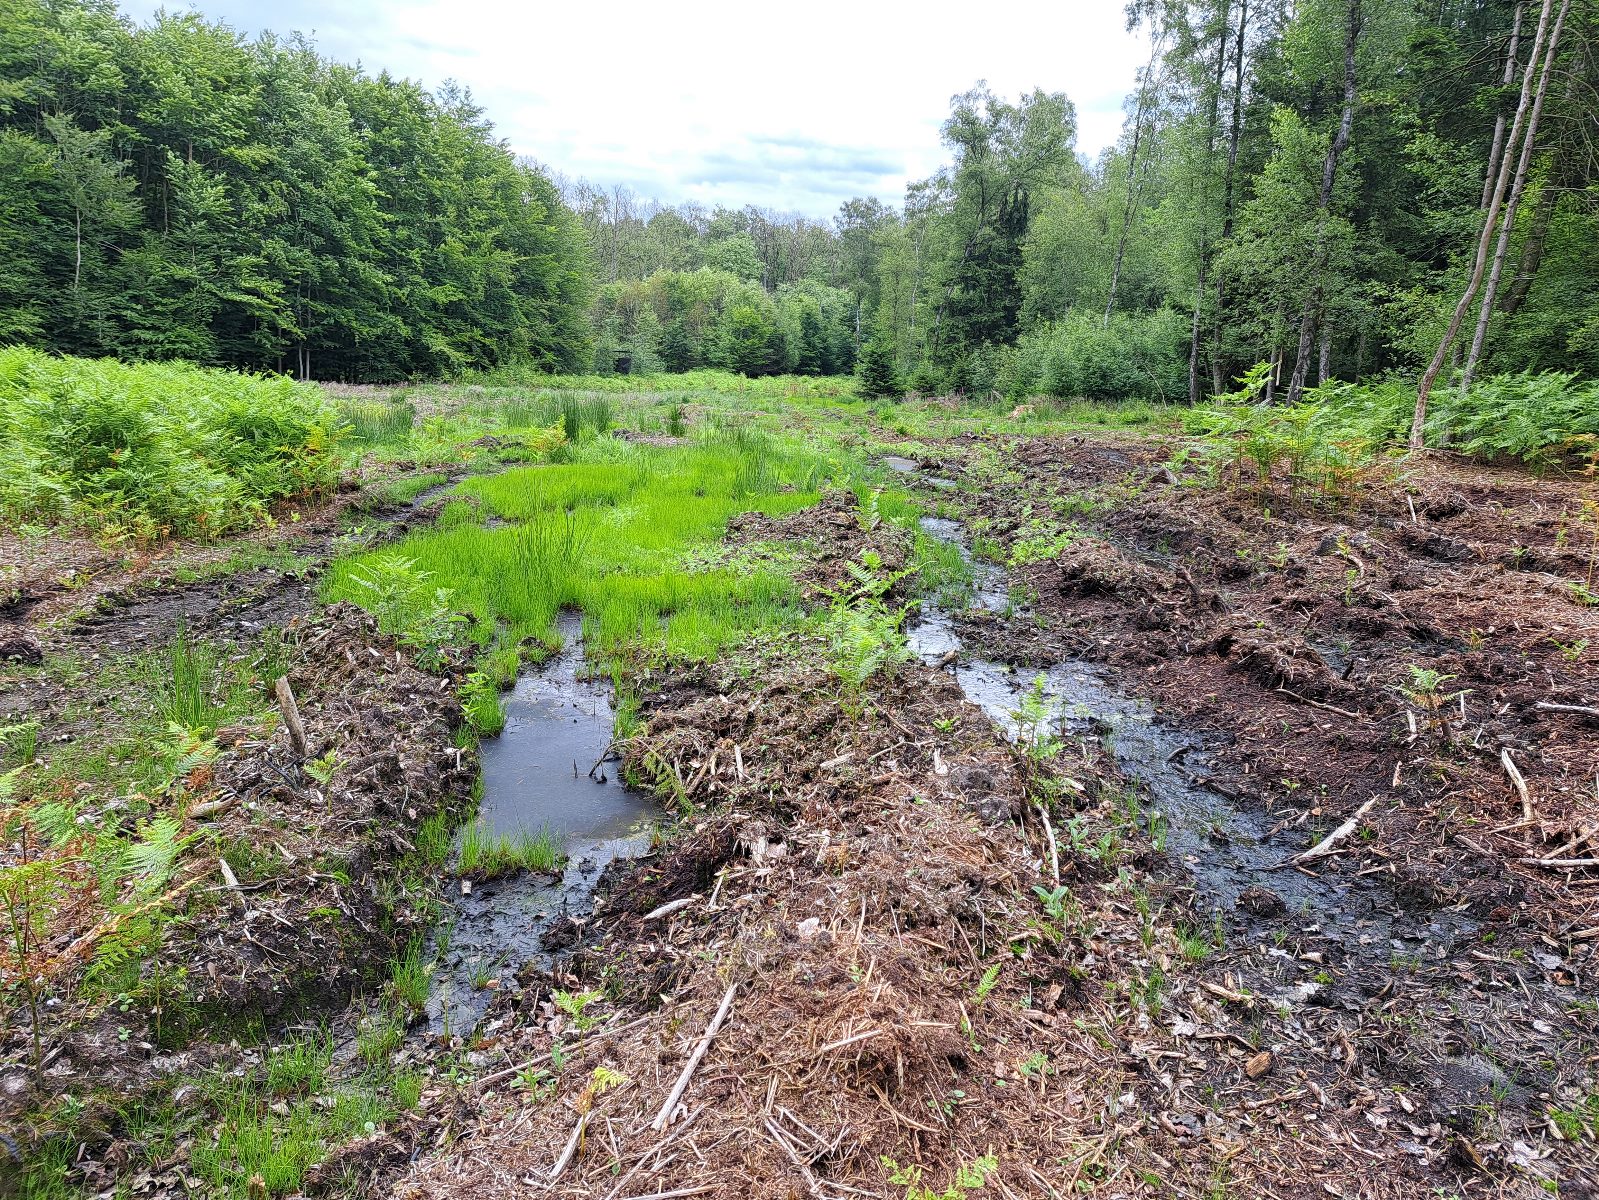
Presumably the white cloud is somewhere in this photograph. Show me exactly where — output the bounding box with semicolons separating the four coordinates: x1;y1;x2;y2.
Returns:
119;0;1146;217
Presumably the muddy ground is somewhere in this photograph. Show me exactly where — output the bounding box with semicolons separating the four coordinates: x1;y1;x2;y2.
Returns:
4;422;1596;1200
384;440;1597;1200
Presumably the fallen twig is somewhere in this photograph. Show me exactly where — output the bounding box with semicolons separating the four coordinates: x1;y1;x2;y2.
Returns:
1037;803;1060;887
470;1014;652;1093
1519;857;1599;869
1534;701;1599;719
1271;798;1377;869
549;1110;590;1180
1274;688;1363;720
650;983;737;1132
601;1107;702;1200
642;896;700;922
187;793;238;821
1502;748;1533;823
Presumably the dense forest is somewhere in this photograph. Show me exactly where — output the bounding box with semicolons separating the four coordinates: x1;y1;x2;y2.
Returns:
2;0;1596;400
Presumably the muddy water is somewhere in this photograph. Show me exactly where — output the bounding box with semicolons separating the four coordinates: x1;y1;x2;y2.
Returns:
882;455;959;491
427;612;655;1035
910;513;1476;954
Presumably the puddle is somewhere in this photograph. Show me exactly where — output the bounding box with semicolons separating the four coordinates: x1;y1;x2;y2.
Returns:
882;455;958;491
908;514;1476;954
426;612;655;1035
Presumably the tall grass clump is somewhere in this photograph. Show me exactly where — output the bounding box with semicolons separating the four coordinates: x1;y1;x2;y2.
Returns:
456;820;562;878
324;431;836;665
0;347;342;540
338;397;415;446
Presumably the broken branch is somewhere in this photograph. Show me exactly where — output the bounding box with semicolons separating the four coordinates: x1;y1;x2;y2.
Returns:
649;982;736;1132
1502;747;1533;823
1271;798;1377;869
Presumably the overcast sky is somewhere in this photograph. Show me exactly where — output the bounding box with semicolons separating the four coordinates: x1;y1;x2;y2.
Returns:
118;1;1148;219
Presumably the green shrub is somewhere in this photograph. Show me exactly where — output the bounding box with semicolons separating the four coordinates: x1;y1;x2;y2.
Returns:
0;346;342;539
1000;309;1187;404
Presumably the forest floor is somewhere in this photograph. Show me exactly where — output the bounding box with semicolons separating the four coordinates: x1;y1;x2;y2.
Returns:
2;382;1596;1200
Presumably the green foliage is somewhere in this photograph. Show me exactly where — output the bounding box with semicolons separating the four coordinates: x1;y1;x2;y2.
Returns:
0;347;341;539
818;552;916;705
325;427;825;665
1186;369;1599;488
1011;675;1062;759
346;554;467;669
456;820;563;879
882;1153;1000;1200
1000;309;1188;403
857;335;901;399
388;938;430;1012
553;988;605;1032
0;3;590;378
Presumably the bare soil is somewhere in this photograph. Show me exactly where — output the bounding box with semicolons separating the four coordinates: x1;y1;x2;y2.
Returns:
384;435;1598;1200
5;428;1596;1200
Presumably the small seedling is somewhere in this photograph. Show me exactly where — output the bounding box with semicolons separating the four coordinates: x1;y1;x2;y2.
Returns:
553;989;604;1032
973;964;1001;1005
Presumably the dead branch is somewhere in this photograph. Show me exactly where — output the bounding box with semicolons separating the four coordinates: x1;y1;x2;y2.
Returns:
1271;798;1377;869
470;1014;652;1093
1534;701;1599;718
650;982;737;1132
187;793;238;820
643;896;701;923
1502;747;1533;822
1518;857;1599;869
548;1110;590;1180
1037;804;1060;887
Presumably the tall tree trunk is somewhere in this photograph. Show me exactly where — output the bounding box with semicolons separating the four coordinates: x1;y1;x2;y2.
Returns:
1319;324;1331;385
1479;3;1526;212
1211;0;1251;392
73;209;82;292
1500;175;1558;316
1190;0;1233;405
1461;3;1549;393
1105;34;1164;327
1286;0;1361;405
1409;0;1568;449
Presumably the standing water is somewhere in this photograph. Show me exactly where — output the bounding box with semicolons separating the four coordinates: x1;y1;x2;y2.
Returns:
427;612;656;1034
907;502;1475;955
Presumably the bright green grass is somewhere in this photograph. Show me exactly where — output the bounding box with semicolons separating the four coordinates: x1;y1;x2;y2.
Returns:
456;820;562;878
324;425;844;662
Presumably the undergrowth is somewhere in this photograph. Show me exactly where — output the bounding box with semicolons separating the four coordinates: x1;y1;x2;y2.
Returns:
0;347;342;541
1182;365;1599;496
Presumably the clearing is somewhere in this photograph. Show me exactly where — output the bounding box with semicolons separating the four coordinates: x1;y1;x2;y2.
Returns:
2;372;1596;1200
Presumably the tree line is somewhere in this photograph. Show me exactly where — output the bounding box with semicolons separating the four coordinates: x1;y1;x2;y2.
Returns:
0;0;589;380
3;0;1595;400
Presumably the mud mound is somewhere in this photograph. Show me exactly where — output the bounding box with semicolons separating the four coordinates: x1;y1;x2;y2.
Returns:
165;603;477;1018
729;488;911;599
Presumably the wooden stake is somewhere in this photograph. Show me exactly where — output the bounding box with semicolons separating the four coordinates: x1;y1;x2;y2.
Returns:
274;677;308;760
